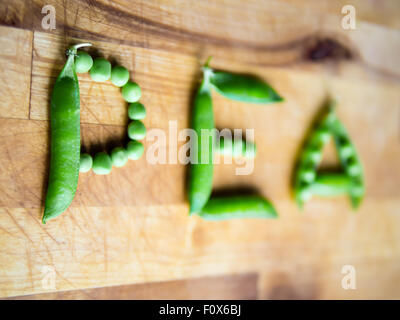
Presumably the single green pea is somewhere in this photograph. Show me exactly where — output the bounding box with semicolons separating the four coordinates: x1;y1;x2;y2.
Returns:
110;147;128;167
79;153;93;173
298;167;316;183
128;120;146;140
302;148;322;164
339;142;353;159
126;140;144;160
75;51;93;73
311;127;331;145
90;58;111;82
92;152;112;175
122;81;141;102
346;158;361;176
128;102;146;120
111;65;130;87
298;187;312;202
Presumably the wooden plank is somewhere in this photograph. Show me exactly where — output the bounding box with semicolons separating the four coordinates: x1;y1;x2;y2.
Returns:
0;0;33;29
1;1;398;81
1;55;400;297
4;273;258;299
1;199;400;297
0;26;32;119
281;1;400;29
0;0;399;299
2;0;400;31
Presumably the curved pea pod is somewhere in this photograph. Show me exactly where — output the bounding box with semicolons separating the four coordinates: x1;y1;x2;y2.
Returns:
294;103;365;210
208;67;283;104
309;173;352;197
43;43;91;224
294;107;335;208
198;195;278;220
188;78;215;215
330;117;365;208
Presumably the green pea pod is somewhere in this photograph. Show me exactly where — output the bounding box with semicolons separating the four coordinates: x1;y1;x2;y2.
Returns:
43;43;91;224
294;102;365;209
207;67;283;104
188;77;215;215
309;173;352;197
330;117;365;208
199;195;278;220
294;108;334;208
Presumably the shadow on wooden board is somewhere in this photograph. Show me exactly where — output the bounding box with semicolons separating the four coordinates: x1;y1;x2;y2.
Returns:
4;273;258;300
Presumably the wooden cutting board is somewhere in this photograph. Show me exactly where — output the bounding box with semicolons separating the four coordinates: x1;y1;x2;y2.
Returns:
0;0;399;299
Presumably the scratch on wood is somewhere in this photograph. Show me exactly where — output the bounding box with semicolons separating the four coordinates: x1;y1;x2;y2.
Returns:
4;209;33;243
29;210;59;245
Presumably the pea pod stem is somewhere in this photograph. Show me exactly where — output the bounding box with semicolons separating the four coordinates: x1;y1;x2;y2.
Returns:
73;43;92;50
204;56;212;68
66;43;92;59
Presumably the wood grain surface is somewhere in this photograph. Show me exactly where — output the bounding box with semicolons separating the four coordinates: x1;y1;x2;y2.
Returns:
0;0;399;299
